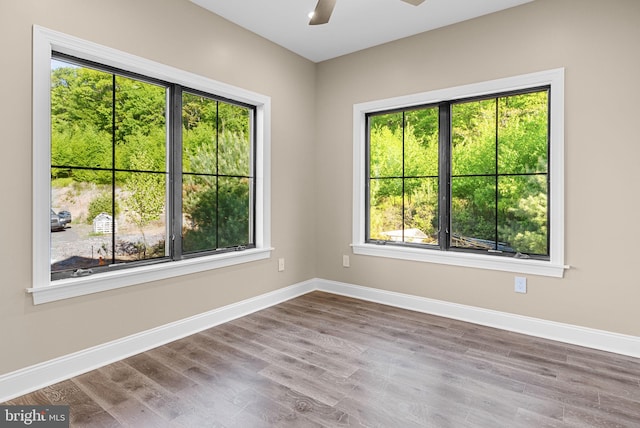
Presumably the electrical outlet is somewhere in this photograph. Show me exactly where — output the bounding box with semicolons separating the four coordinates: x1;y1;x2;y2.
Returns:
515;276;527;293
278;258;285;272
342;255;350;268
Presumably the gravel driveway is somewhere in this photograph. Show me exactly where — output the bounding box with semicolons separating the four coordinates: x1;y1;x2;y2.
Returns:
51;223;165;269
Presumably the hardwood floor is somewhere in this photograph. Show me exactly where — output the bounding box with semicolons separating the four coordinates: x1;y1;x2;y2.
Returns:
4;291;640;427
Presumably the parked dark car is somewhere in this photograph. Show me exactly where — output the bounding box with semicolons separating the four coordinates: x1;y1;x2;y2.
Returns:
57;210;72;226
51;209;65;231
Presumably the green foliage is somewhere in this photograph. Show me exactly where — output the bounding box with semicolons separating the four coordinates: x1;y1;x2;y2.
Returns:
498;174;548;254
451;177;496;242
181;93;251;175
183;122;216;173
182;130;251;251
122;151;166;245
51;177;74;188
51;61;167;184
50;60;252;253
369;90;549;254
114;76;166;142
369;108;439;242
51;65;114;135
182;92;250;136
449;91;548;254
51;65;166;141
182;178;250;252
87;192;119;223
115;127;166;171
51;125;112;183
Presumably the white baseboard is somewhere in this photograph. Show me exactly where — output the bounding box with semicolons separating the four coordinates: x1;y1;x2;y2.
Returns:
0;280;315;403
313;278;640;359
2;277;638;402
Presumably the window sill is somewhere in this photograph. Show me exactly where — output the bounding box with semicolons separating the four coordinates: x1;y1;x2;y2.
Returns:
27;248;273;305
351;243;566;278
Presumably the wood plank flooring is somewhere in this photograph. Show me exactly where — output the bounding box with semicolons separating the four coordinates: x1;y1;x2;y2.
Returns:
3;291;640;427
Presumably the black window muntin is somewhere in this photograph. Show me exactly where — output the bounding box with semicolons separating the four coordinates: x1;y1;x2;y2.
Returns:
50;52;256;280
365;86;550;260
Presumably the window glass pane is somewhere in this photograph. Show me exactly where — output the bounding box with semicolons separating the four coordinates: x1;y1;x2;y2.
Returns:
181;93;254;254
182;174;217;254
51;171;116;276
50;59;169;279
182;92;219;253
183;93;218;175
218;103;251;176
115;170;167;262
218;177;251;247
369;178;403;241
404;178;439;245
498;175;548;255
369;112;403;178
451;99;496;176
51;60;113;170
114;76;167;170
404;108;439;177
451;176;496;250
498;91;549;174
182;92;217;254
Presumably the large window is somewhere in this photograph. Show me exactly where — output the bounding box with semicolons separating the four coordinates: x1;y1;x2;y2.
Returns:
50;57;256;280
32;26;271;303
368;88;549;256
354;70;565;277
181;91;254;254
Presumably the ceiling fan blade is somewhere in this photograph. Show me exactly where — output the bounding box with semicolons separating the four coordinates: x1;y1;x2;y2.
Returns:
309;0;336;25
400;0;426;5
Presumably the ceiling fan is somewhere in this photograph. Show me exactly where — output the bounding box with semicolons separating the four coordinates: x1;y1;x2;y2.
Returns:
309;0;426;25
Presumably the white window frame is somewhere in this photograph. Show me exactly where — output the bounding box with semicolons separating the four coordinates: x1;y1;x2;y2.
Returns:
30;26;272;304
352;69;566;278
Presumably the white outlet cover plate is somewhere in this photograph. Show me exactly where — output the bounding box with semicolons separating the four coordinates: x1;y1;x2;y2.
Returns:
343;255;350;267
515;276;527;293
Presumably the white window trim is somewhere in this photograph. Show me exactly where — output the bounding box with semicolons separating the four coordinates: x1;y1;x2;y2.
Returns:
352;68;566;278
30;26;272;304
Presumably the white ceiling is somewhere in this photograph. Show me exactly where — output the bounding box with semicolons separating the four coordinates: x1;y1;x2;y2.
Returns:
190;0;534;63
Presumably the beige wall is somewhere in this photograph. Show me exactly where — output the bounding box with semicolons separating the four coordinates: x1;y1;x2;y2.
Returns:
0;0;317;375
315;0;640;337
2;0;639;378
